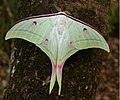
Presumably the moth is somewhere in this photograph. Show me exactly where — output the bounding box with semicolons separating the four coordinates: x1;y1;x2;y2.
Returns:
5;12;110;95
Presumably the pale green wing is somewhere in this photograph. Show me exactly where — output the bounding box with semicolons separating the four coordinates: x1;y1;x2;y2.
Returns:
56;19;78;65
5;15;59;95
6;17;48;43
56;15;110;66
55;15;110;95
5;16;58;63
67;18;110;53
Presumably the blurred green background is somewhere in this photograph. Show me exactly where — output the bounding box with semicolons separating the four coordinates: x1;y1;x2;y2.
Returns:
0;0;119;100
0;0;18;52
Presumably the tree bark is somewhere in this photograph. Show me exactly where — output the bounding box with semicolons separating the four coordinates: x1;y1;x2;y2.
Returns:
4;0;110;100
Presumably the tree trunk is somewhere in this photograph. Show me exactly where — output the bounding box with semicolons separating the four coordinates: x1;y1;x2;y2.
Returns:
4;0;110;100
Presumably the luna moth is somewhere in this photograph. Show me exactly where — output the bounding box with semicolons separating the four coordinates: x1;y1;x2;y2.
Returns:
5;11;110;95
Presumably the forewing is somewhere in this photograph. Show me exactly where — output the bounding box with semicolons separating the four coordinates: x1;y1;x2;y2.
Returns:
5;16;53;45
67;18;110;52
5;15;58;63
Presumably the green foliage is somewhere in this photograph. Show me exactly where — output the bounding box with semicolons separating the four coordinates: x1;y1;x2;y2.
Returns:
110;6;119;24
116;96;120;100
0;0;18;52
109;0;119;36
7;0;18;14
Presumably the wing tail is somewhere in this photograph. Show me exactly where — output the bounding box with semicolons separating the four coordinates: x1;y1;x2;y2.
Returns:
56;62;65;95
49;60;56;94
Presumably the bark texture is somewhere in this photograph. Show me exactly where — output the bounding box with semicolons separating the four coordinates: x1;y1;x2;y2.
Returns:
4;0;110;100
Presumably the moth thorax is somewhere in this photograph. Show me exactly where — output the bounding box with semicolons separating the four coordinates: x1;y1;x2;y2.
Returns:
57;25;64;35
56;16;66;35
57;15;66;25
